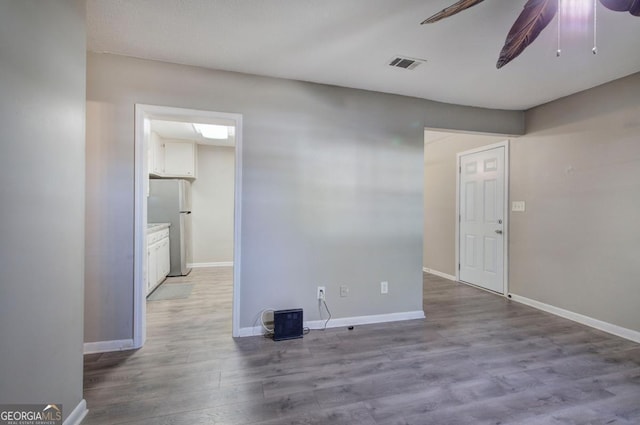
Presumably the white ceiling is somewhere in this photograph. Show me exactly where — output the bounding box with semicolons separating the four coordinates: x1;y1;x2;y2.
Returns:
151;119;236;147
86;0;640;110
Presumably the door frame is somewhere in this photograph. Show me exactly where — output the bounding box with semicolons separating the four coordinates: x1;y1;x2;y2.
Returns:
133;104;244;347
455;140;509;296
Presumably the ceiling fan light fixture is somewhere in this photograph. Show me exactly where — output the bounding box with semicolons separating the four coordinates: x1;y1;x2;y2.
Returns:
562;0;592;20
423;0;639;69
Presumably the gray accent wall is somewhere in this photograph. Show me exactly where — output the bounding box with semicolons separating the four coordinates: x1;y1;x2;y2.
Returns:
510;72;640;332
0;0;86;420
84;53;524;341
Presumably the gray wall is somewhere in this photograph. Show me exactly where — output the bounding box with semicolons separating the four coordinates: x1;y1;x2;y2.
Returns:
0;0;86;420
84;52;524;341
423;132;506;275
192;145;235;264
510;72;640;332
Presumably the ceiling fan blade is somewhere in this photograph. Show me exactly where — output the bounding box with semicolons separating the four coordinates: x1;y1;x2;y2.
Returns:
421;0;485;24
599;0;640;15
496;0;558;69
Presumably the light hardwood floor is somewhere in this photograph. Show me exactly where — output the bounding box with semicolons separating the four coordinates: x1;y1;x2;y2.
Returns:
83;269;640;425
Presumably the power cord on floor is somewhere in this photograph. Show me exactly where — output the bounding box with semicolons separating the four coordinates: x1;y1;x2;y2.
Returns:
260;308;275;336
319;298;332;331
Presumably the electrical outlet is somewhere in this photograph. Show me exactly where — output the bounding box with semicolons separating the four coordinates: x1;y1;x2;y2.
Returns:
380;281;389;294
340;285;349;297
317;286;326;300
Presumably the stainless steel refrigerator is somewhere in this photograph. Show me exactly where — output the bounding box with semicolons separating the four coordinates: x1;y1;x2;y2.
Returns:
148;179;192;276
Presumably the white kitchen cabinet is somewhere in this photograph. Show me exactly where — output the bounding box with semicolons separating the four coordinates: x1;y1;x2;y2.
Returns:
149;133;196;179
158;237;170;279
149;132;165;176
164;141;196;177
147;244;158;295
147;225;171;296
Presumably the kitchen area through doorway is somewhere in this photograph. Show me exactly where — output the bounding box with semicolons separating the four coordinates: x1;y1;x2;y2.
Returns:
145;117;236;322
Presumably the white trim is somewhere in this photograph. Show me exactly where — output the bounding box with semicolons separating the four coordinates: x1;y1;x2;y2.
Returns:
455;140;510;296
237;310;426;337
231;115;243;338
188;261;233;268
134;104;244;344
424;127;518;138
509;294;640;344
307;310;426;329
63;399;87;425
455;156;460;281
422;267;457;282
83;339;135;354
456;140;510;157
133;105;148;349
237;326;265;337
504;142;510;297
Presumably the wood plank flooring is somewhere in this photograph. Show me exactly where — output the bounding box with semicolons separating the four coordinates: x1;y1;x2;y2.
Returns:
83;269;640;425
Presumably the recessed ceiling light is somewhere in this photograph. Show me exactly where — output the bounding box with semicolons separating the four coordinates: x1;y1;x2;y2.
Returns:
193;123;228;139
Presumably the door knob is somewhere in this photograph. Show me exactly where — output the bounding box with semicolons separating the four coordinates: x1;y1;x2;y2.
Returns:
495;229;503;234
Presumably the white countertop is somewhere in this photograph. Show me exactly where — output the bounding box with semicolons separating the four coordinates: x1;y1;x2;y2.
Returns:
147;223;170;233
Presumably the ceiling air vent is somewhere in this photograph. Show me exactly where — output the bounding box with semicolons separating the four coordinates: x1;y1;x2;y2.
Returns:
388;55;426;70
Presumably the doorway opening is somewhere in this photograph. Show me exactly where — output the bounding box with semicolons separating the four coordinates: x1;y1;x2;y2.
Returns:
134;104;243;347
423;130;509;296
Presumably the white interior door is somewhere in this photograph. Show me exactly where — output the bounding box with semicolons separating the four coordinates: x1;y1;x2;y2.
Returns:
459;145;505;293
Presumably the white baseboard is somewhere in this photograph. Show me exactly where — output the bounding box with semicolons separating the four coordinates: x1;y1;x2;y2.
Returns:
188;261;233;268
306;310;426;329
423;267;457;282
509;294;640;344
237;326;265;337
83;339;135;354
237;310;425;338
63;399;87;425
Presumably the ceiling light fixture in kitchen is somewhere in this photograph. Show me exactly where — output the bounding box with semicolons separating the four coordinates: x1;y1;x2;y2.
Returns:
193;123;228;139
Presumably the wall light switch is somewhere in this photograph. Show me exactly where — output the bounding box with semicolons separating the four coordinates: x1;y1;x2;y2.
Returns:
340;285;349;297
512;201;526;212
381;281;389;294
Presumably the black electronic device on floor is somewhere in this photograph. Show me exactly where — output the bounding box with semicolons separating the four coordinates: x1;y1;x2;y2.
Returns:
273;308;303;341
